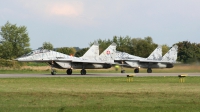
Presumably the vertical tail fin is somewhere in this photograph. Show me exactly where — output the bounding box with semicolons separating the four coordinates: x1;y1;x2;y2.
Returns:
99;43;117;63
81;42;99;60
161;45;178;62
147;45;162;60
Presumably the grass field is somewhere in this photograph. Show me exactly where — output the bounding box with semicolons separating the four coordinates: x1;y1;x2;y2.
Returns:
0;77;200;112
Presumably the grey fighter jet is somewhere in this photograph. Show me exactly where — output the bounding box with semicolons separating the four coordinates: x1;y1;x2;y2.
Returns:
115;45;178;73
16;43;117;75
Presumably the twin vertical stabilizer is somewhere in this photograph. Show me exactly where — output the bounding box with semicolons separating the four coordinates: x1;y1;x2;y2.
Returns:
162;45;178;62
81;42;117;63
147;45;162;60
99;43;117;63
81;42;99;60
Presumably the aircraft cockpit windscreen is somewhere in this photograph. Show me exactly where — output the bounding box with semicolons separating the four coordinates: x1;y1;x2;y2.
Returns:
24;49;51;56
26;51;33;56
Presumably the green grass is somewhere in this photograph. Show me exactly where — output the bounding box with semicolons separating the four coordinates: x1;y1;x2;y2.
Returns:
0;77;200;112
1;64;200;74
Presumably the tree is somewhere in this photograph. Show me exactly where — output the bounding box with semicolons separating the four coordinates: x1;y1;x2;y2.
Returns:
0;22;31;59
162;44;169;56
42;42;53;50
75;47;89;57
90;36;158;58
130;37;157;57
176;41;200;63
56;47;76;56
90;39;112;54
115;36;132;53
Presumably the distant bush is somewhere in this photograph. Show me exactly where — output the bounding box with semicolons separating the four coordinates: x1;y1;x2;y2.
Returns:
0;59;23;68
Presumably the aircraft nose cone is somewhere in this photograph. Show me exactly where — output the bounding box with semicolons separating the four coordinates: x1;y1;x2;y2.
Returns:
15;57;21;61
15;58;20;61
15;57;24;61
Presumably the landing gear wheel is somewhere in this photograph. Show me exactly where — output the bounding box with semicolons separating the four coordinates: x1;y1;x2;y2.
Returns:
51;70;56;75
50;61;56;75
121;70;125;73
147;68;152;73
134;68;139;73
66;69;72;75
81;69;86;75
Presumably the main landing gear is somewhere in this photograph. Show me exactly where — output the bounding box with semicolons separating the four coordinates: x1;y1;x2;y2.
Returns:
50;61;87;75
147;68;152;73
66;69;72;75
134;68;139;73
66;68;86;75
133;68;152;73
80;64;86;75
80;69;86;75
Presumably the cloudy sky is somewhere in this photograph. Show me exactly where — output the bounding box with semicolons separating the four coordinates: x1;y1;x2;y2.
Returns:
0;0;200;49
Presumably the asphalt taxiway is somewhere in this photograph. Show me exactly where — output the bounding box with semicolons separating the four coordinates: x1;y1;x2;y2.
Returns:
0;73;199;78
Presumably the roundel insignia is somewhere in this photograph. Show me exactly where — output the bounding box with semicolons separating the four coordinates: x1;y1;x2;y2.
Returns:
106;50;110;54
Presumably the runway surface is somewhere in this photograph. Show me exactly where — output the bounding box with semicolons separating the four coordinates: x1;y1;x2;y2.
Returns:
0;73;199;78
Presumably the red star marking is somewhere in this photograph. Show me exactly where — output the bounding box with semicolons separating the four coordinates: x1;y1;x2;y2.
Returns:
106;50;110;54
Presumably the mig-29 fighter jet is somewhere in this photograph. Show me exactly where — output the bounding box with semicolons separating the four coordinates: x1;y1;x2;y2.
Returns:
115;45;178;73
16;43;117;75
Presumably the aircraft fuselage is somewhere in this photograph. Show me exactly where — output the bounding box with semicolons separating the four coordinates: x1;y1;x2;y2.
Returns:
139;62;173;68
49;61;111;69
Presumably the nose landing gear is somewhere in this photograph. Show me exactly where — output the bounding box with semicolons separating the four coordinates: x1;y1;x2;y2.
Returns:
51;61;56;75
134;68;139;73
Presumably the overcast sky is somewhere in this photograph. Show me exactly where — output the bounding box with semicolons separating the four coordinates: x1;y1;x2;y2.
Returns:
0;0;200;49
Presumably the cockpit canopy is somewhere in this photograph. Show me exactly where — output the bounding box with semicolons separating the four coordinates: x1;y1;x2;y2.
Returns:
24;49;51;56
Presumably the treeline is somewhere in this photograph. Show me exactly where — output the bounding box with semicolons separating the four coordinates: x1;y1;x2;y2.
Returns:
88;37;200;63
176;41;200;63
0;22;200;66
87;36;168;57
